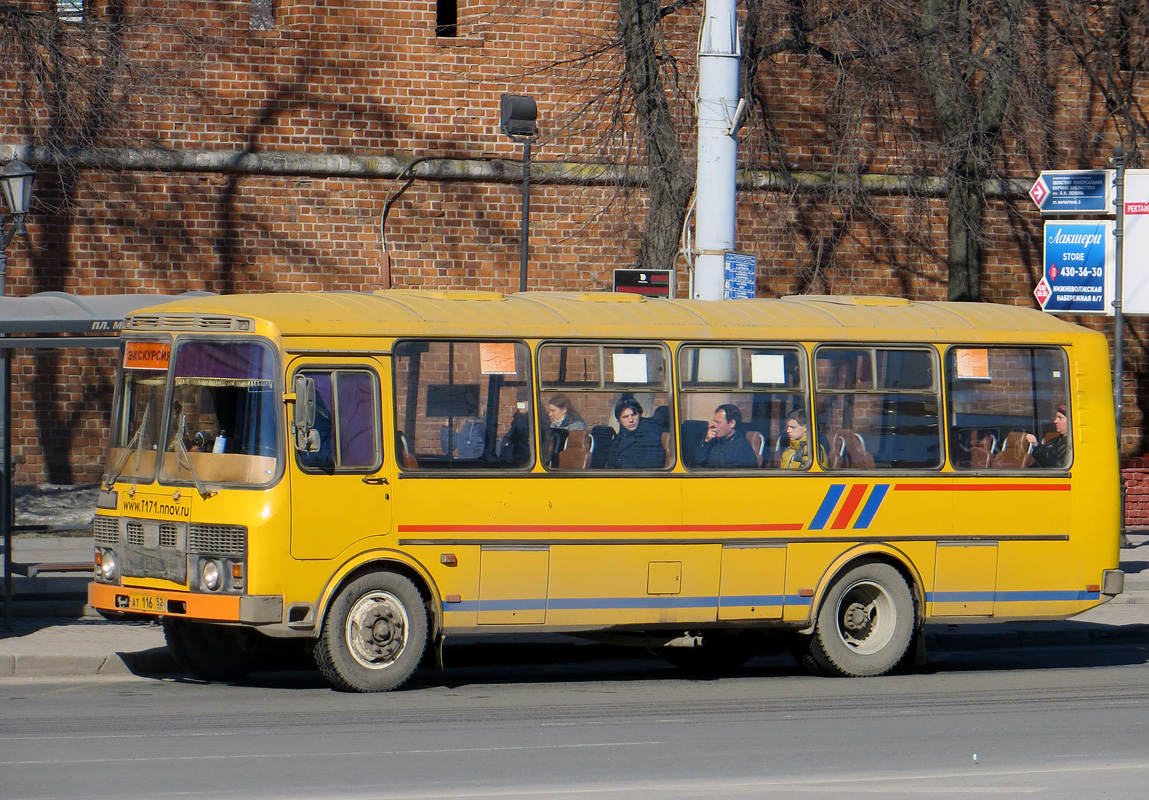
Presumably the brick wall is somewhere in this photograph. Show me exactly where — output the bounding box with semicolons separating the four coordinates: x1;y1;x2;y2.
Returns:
3;1;1148;494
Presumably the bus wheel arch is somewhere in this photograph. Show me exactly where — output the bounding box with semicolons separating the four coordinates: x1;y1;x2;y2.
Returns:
314;566;430;692
806;556;918;677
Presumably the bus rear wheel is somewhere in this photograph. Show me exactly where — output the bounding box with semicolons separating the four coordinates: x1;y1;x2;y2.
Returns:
809;561;915;677
314;571;428;692
163;619;262;682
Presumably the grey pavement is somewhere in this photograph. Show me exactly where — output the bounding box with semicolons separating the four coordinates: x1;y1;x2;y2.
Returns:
2;527;1147;680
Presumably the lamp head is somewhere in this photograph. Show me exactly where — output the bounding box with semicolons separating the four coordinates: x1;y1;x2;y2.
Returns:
499;94;538;139
1;160;36;219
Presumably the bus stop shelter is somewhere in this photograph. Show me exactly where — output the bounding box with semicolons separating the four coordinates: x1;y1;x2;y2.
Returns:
0;292;208;622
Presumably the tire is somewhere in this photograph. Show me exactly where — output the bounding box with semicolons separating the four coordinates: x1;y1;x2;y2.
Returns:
163;619;263;682
314;571;428;692
785;633;827;676
660;630;758;673
809;561;915;677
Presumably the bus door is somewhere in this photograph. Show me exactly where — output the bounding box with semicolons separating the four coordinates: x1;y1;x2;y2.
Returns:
289;357;392;560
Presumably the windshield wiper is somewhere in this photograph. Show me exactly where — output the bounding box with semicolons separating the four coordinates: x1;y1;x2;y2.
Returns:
102;406;149;490
174;413;216;500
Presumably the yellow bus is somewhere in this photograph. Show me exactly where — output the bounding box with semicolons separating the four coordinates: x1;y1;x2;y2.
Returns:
88;291;1125;691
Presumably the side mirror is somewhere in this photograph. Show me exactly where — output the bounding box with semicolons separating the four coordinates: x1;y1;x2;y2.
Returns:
293;375;320;452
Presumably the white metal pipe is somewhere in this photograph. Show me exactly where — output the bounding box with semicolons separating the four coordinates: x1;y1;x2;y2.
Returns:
693;0;740;300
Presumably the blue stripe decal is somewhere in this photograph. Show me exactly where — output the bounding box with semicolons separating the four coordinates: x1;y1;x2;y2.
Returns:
450;590;1102;616
548;596;720;610
929;591;995;603
474;599;548;612
927;590;1100;603
718;595;786;607
448;595;801;613
853;484;890;529
809;484;846;530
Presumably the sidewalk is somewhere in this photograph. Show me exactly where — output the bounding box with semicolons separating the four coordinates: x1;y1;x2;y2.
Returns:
2;484;1147;679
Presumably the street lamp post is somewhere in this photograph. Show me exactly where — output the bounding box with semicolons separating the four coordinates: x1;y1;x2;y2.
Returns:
1;159;36;625
499;94;539;293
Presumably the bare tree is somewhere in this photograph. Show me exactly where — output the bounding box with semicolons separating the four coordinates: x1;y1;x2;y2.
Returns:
618;0;698;270
1050;0;1149;168
1;1;216;153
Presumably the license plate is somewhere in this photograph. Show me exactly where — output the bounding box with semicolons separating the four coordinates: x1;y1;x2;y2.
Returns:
128;594;167;613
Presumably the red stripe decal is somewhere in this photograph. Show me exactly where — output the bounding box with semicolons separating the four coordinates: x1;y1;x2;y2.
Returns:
831;484;868;529
398;523;804;534
895;483;1071;492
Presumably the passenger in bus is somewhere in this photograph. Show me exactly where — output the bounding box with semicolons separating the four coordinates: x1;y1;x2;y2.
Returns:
780;408;818;470
441;417;485;460
602;397;665;469
1025;404;1070;468
695;404;757;469
545;393;587;431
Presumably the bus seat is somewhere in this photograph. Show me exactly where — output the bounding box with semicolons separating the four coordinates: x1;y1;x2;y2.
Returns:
661;431;674;468
765;431;784;468
589;425;615;469
557;430;593;469
829;431;849;468
968;433;994;469
746;430;765;468
679;420;709;467
398;432;419;469
992;430;1032;469
846;432;875;468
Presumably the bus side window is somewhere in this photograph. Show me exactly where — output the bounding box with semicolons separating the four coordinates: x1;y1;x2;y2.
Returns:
815;347;941;470
295;368;381;473
678;345;808;471
538;343;672;471
394;340;534;470
945;347;1071;471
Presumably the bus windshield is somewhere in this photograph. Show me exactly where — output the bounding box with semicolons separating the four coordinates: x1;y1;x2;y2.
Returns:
104;339;281;488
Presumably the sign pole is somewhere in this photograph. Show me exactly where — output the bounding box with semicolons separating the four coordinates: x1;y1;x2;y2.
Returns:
1113;148;1125;440
1112;146;1130;548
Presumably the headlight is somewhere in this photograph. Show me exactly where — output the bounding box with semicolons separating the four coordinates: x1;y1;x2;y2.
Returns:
201;559;221;591
97;548;117;581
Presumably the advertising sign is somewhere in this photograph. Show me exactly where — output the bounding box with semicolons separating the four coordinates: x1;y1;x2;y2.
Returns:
1040;221;1114;315
723;252;756;300
1122;169;1149;315
614;269;671;297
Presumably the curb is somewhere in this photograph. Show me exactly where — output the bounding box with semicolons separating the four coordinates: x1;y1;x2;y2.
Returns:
0;647;178;678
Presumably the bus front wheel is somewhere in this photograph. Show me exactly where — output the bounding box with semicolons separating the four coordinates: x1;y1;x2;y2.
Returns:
809;561;915;677
314;571;428;692
163;619;262;682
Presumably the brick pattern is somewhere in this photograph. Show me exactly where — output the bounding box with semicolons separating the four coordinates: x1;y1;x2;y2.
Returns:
3;1;1149;499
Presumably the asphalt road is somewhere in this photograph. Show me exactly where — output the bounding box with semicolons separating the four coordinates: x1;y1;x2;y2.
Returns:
3;641;1149;800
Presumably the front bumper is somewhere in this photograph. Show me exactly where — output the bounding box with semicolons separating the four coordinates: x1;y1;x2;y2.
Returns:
88;583;283;624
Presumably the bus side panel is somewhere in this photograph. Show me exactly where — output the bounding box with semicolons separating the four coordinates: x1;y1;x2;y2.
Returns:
546;543;721;627
718;545;786;620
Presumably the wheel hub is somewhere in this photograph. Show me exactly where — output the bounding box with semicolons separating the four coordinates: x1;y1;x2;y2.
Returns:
842;602;872;633
346;591;409;669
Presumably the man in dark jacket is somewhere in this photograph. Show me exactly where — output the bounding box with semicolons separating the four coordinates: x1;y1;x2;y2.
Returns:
1025;404;1071;468
603;397;665;469
696;404;758;469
